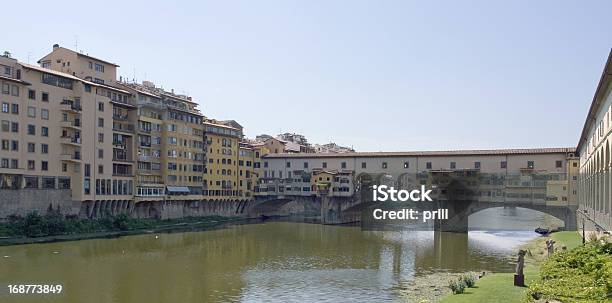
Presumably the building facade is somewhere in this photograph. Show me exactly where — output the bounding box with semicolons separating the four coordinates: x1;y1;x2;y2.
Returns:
577;50;612;232
259;148;579;205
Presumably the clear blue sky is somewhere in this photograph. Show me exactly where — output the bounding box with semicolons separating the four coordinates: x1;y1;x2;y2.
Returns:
3;0;611;151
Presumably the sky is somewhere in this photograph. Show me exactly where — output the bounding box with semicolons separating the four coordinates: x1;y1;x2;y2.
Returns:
3;0;611;152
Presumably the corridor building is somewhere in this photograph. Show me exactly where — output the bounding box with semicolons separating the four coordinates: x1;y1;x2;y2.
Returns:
577;49;612;232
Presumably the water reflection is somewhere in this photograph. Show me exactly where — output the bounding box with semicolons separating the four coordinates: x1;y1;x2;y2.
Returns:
0;208;550;303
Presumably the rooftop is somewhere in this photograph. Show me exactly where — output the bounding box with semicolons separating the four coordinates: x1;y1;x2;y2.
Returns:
263;147;576;159
576;48;612;154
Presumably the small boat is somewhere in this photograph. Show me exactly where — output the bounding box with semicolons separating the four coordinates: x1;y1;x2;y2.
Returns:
535;227;549;235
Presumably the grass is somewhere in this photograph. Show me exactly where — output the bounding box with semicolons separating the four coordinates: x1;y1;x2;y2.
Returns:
439;266;540;303
439;231;582;303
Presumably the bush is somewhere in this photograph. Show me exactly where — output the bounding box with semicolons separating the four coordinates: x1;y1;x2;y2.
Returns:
113;213;130;231
460;274;476;288
527;239;612;302
449;279;466;294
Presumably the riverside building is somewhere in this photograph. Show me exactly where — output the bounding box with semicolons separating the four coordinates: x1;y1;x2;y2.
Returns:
0;44;214;218
577;50;612;232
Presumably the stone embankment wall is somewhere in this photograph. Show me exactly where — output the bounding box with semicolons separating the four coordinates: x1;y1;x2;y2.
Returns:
0;189;79;219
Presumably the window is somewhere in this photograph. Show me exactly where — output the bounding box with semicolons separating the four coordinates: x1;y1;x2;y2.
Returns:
98;133;104;143
501;161;507;169
450;162;456;169
11;103;18;114
42;73;74;89
28;160;35;170
41;109;49;120
1;102;7;113
11;122;18;132
1;140;7;150
42;92;49;102
85;164;91;177
84;85;91;93
94;63;105;72
404;161;409;168
286;162;291;168
341;162;347;169
98;149;104;159
474;162;481;169
27;143;35;152
1;120;8;132
11;140;18;151
555;160;562;168
27;124;35;135
11;85;19;96
40;144;48;154
41;161;48;171
527;161;534;169
28;106;36;117
41;126;49;137
382;162;387;169
98;118;104;127
304;162;309;169
98;165;104;174
98;102;104;111
361;162;366;169
426;162;432;169
323;162;327;168
28;89;36;100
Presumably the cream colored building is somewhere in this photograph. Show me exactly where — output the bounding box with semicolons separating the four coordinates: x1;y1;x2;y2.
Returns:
0;45;136;217
0;45;209;218
261;148;578;204
577;50;612;232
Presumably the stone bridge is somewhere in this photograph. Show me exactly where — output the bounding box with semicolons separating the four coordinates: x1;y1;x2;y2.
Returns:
247;170;579;232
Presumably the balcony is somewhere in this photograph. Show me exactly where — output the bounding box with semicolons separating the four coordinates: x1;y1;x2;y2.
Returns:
113;123;135;134
60;136;81;146
60;120;81;130
60;100;81;112
113;155;133;163
60;152;81;162
113;113;129;121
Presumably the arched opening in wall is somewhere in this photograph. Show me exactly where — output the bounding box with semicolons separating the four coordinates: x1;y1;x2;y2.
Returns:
396;173;416;190
606;141;610;214
355;173;373;202
468;206;565;231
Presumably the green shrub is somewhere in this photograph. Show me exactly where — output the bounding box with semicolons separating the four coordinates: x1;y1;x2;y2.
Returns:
460;274;476;288
449;279;466;294
528;240;612;302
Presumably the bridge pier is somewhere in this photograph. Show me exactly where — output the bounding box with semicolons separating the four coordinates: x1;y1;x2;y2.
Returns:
434;200;470;233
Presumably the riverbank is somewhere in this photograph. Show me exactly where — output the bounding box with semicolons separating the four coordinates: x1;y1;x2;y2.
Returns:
438;231;582;303
0;214;251;246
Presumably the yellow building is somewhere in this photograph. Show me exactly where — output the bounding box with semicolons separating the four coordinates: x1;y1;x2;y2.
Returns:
203;120;241;201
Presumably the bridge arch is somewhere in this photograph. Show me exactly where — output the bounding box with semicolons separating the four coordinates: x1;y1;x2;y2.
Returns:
462;203;577;231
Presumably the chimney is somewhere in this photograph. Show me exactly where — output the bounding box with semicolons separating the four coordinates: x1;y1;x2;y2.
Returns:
53;43;60;50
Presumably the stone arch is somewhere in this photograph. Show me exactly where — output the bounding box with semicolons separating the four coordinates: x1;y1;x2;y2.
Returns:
355;173;374;202
467;205;575;230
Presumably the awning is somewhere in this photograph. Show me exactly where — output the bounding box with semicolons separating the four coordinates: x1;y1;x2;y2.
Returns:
166;186;190;193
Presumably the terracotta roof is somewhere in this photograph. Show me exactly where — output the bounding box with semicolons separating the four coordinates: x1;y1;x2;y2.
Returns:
203;121;239;130
20;63;81;81
263;147;576;159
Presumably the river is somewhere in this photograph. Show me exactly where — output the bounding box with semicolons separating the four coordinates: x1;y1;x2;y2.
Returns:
0;207;561;303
